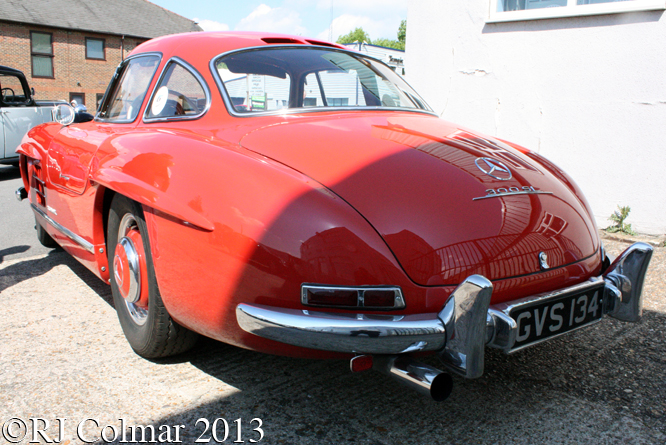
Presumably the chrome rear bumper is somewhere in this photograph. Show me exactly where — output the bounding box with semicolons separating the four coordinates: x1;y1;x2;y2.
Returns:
237;242;653;379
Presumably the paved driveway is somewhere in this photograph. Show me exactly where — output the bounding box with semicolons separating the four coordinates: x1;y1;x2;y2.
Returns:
1;167;664;444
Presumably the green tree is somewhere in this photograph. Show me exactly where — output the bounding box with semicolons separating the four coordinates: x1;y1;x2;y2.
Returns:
398;20;406;45
372;37;404;51
337;27;371;45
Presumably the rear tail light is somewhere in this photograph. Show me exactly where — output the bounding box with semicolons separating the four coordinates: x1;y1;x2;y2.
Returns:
301;284;405;310
350;355;373;373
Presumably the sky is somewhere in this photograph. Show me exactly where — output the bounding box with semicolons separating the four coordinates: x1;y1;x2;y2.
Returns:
149;0;407;43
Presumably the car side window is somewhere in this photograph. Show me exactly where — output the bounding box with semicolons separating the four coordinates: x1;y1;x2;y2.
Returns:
0;73;29;105
146;61;207;120
99;55;160;122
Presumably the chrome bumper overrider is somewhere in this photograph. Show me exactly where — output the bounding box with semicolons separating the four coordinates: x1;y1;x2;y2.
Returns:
236;242;653;380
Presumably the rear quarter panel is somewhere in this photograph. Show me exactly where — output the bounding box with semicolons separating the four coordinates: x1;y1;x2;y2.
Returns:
90;127;422;355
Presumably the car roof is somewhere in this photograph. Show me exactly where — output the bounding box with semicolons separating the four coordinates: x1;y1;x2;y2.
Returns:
130;31;347;63
0;65;26;77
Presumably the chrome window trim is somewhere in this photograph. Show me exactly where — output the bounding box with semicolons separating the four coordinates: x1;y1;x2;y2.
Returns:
31;203;94;254
301;284;406;310
143;56;212;124
208;45;437;119
95;52;163;124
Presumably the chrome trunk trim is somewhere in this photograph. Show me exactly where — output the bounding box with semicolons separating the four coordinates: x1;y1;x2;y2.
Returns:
31;203;94;254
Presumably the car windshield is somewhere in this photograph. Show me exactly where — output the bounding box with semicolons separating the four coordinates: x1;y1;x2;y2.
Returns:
0;73;29;104
214;47;431;114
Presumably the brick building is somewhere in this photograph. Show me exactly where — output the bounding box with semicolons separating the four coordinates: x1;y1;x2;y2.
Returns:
0;0;201;112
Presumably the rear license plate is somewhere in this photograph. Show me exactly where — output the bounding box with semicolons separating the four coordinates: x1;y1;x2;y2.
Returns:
510;283;605;350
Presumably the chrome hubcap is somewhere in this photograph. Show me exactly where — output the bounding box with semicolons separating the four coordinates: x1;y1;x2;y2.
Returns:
114;237;140;303
114;213;148;326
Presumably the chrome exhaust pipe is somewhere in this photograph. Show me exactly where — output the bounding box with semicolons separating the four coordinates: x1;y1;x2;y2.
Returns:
373;355;453;402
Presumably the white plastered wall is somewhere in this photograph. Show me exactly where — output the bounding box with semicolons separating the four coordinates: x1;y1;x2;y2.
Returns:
406;0;666;234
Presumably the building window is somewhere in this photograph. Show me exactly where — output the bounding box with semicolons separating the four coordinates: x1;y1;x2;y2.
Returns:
488;0;665;22
69;92;85;108
86;38;105;60
31;31;54;78
327;98;349;107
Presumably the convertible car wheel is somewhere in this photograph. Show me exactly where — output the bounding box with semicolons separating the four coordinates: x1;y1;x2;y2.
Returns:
35;217;58;248
107;194;198;358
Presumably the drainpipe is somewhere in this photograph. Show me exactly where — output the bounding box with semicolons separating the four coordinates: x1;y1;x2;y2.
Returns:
121;35;125;61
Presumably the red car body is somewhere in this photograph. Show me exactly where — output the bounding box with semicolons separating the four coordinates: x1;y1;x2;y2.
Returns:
17;32;651;400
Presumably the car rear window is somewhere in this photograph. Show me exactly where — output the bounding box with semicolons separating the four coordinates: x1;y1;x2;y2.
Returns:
213;47;431;115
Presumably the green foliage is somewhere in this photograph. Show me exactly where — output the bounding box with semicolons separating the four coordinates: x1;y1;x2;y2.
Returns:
372;37;404;51
398;19;406;45
607;205;636;236
337;27;371;45
336;20;406;50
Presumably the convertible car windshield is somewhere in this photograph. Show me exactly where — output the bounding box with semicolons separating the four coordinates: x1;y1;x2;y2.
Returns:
214;47;431;114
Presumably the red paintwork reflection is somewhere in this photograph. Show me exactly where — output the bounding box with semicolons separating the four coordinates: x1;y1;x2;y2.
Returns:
240;113;598;286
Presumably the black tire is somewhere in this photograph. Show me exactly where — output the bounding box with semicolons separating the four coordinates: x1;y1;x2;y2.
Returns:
107;194;198;358
35;218;58;248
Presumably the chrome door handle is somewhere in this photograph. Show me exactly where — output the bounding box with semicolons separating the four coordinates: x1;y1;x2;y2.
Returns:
59;174;70;181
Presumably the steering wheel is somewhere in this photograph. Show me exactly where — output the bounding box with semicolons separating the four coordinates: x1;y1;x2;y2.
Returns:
1;87;15;99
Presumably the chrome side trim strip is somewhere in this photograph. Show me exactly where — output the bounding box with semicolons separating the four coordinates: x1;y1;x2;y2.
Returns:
473;191;553;201
31;204;94;254
236;303;446;355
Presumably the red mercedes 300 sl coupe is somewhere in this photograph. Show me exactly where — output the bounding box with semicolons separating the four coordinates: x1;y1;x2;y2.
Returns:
16;32;652;401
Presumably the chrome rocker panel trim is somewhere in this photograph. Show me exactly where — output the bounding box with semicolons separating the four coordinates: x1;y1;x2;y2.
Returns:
31;203;95;254
236;243;652;379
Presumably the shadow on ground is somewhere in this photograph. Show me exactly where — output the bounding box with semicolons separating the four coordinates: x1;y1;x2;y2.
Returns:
0;165;20;181
4;248;663;444
92;310;665;444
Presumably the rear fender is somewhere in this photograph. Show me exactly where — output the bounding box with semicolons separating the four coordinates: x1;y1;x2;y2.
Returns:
90;131;217;232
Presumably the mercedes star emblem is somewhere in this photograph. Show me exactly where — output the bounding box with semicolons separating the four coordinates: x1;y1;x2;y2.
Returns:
475;157;512;181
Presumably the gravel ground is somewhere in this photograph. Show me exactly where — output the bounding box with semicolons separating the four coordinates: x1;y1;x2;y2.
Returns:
1;218;664;444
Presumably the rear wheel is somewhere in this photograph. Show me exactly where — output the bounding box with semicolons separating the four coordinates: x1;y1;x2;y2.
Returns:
35;218;58;248
107;194;198;358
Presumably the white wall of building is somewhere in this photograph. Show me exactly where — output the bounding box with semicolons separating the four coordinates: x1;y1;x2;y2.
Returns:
406;1;666;234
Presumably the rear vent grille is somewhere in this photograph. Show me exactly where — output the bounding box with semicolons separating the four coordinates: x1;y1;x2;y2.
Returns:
32;163;46;206
304;39;340;48
261;37;304;45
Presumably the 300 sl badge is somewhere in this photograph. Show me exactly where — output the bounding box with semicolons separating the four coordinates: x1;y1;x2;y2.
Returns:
473;185;553;201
